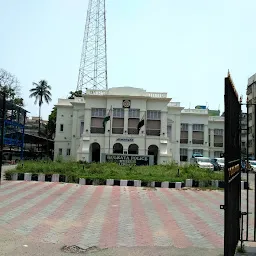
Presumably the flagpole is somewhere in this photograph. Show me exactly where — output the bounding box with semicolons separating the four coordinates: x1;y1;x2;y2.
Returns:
144;110;147;155
108;106;112;154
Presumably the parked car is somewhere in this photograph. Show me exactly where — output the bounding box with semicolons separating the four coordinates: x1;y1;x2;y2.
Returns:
214;158;224;170
190;157;214;170
211;159;221;171
249;160;256;172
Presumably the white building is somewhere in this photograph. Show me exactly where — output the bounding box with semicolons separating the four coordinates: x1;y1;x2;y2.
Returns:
54;87;224;164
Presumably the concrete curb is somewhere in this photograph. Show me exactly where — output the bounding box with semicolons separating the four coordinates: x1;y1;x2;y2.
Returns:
9;173;250;190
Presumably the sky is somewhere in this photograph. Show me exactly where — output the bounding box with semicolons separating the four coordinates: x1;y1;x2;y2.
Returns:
1;0;256;119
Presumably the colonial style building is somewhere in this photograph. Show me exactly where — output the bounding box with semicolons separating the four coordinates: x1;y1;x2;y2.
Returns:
54;87;224;164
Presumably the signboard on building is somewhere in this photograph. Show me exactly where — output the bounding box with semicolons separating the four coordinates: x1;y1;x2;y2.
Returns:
101;153;154;166
116;138;134;142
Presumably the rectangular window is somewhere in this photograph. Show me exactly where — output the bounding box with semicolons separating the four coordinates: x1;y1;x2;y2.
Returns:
66;148;71;156
181;123;188;131
60;124;64;132
193;149;203;155
113;108;124;118
147;110;161;120
91;108;106;117
129;109;140;118
58;148;62;155
180;148;188;161
214;129;224;136
80;121;84;136
192;124;204;131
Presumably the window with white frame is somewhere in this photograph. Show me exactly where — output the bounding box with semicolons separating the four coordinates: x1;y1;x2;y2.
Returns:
192;124;204;131
128;109;140;118
214;129;224;136
147;110;161;120
113;108;124;118
192;124;204;145
180;123;188;143
60;124;64;132
128;109;140;134
66;148;71;156
58;148;62;156
112;108;124;134
214;129;224;147
91;108;105;134
180;148;188;161
181;123;188;131
193;149;203;155
146;110;161;136
91;108;106;117
80;121;84;137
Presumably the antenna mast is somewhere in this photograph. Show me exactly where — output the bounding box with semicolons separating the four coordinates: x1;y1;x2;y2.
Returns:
76;0;108;92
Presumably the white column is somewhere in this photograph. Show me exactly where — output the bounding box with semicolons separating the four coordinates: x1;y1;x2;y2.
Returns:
84;108;91;134
210;129;214;148
188;124;193;144
161;111;167;136
124;109;129;134
204;125;208;144
71;109;78;157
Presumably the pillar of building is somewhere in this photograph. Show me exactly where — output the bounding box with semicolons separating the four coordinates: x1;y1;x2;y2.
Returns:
188;124;193;144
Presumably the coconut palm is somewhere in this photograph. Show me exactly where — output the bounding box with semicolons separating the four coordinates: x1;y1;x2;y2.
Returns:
29;80;52;136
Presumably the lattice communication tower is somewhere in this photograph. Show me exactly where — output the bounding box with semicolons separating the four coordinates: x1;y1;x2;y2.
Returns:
76;0;108;92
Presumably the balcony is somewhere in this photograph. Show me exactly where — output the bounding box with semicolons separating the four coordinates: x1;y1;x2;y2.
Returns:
146;129;160;136
214;143;224;147
90;127;104;134
180;138;188;144
112;127;124;134
128;127;138;135
192;139;204;145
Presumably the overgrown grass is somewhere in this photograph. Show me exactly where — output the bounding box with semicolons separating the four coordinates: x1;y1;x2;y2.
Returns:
5;161;224;183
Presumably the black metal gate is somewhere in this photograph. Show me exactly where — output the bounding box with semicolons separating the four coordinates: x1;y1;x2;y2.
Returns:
222;72;241;256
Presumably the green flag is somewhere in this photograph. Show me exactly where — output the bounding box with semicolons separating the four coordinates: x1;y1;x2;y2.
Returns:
103;107;112;131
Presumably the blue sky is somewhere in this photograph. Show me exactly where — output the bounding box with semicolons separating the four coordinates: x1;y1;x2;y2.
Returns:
0;0;255;119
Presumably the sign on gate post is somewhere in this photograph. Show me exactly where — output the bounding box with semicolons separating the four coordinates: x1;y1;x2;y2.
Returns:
222;72;241;256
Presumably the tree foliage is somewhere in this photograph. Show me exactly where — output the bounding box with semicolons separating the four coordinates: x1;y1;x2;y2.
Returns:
29;80;52;135
0;68;24;106
68;90;83;99
47;106;57;139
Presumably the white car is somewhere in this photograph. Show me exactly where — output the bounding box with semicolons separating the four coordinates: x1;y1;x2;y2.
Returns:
214;158;225;170
249;160;256;172
191;157;214;170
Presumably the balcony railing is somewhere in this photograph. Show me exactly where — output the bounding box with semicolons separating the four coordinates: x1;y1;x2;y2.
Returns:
112;127;124;134
182;109;208;114
214;143;224;147
180;138;188;144
90;127;104;134
128;127;138;135
146;129;160;136
192;139;204;145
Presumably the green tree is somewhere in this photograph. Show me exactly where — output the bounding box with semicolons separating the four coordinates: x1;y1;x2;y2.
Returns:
0;68;24;106
29;80;52;136
68;90;82;99
47;106;57;139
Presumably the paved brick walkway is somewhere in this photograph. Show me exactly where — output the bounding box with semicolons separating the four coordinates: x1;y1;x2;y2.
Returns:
0;181;254;250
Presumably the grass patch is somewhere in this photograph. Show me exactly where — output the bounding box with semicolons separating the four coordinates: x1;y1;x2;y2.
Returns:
5;161;224;183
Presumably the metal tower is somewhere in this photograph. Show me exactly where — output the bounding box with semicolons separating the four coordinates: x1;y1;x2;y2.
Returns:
76;0;108;92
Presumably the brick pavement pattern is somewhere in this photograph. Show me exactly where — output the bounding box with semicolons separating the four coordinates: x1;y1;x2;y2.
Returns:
0;181;254;249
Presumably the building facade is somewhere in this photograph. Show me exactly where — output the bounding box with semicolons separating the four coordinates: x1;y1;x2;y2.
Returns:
247;73;256;157
54;87;224;164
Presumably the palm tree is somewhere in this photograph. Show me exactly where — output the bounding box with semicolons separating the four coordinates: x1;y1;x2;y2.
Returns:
29;80;52;136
